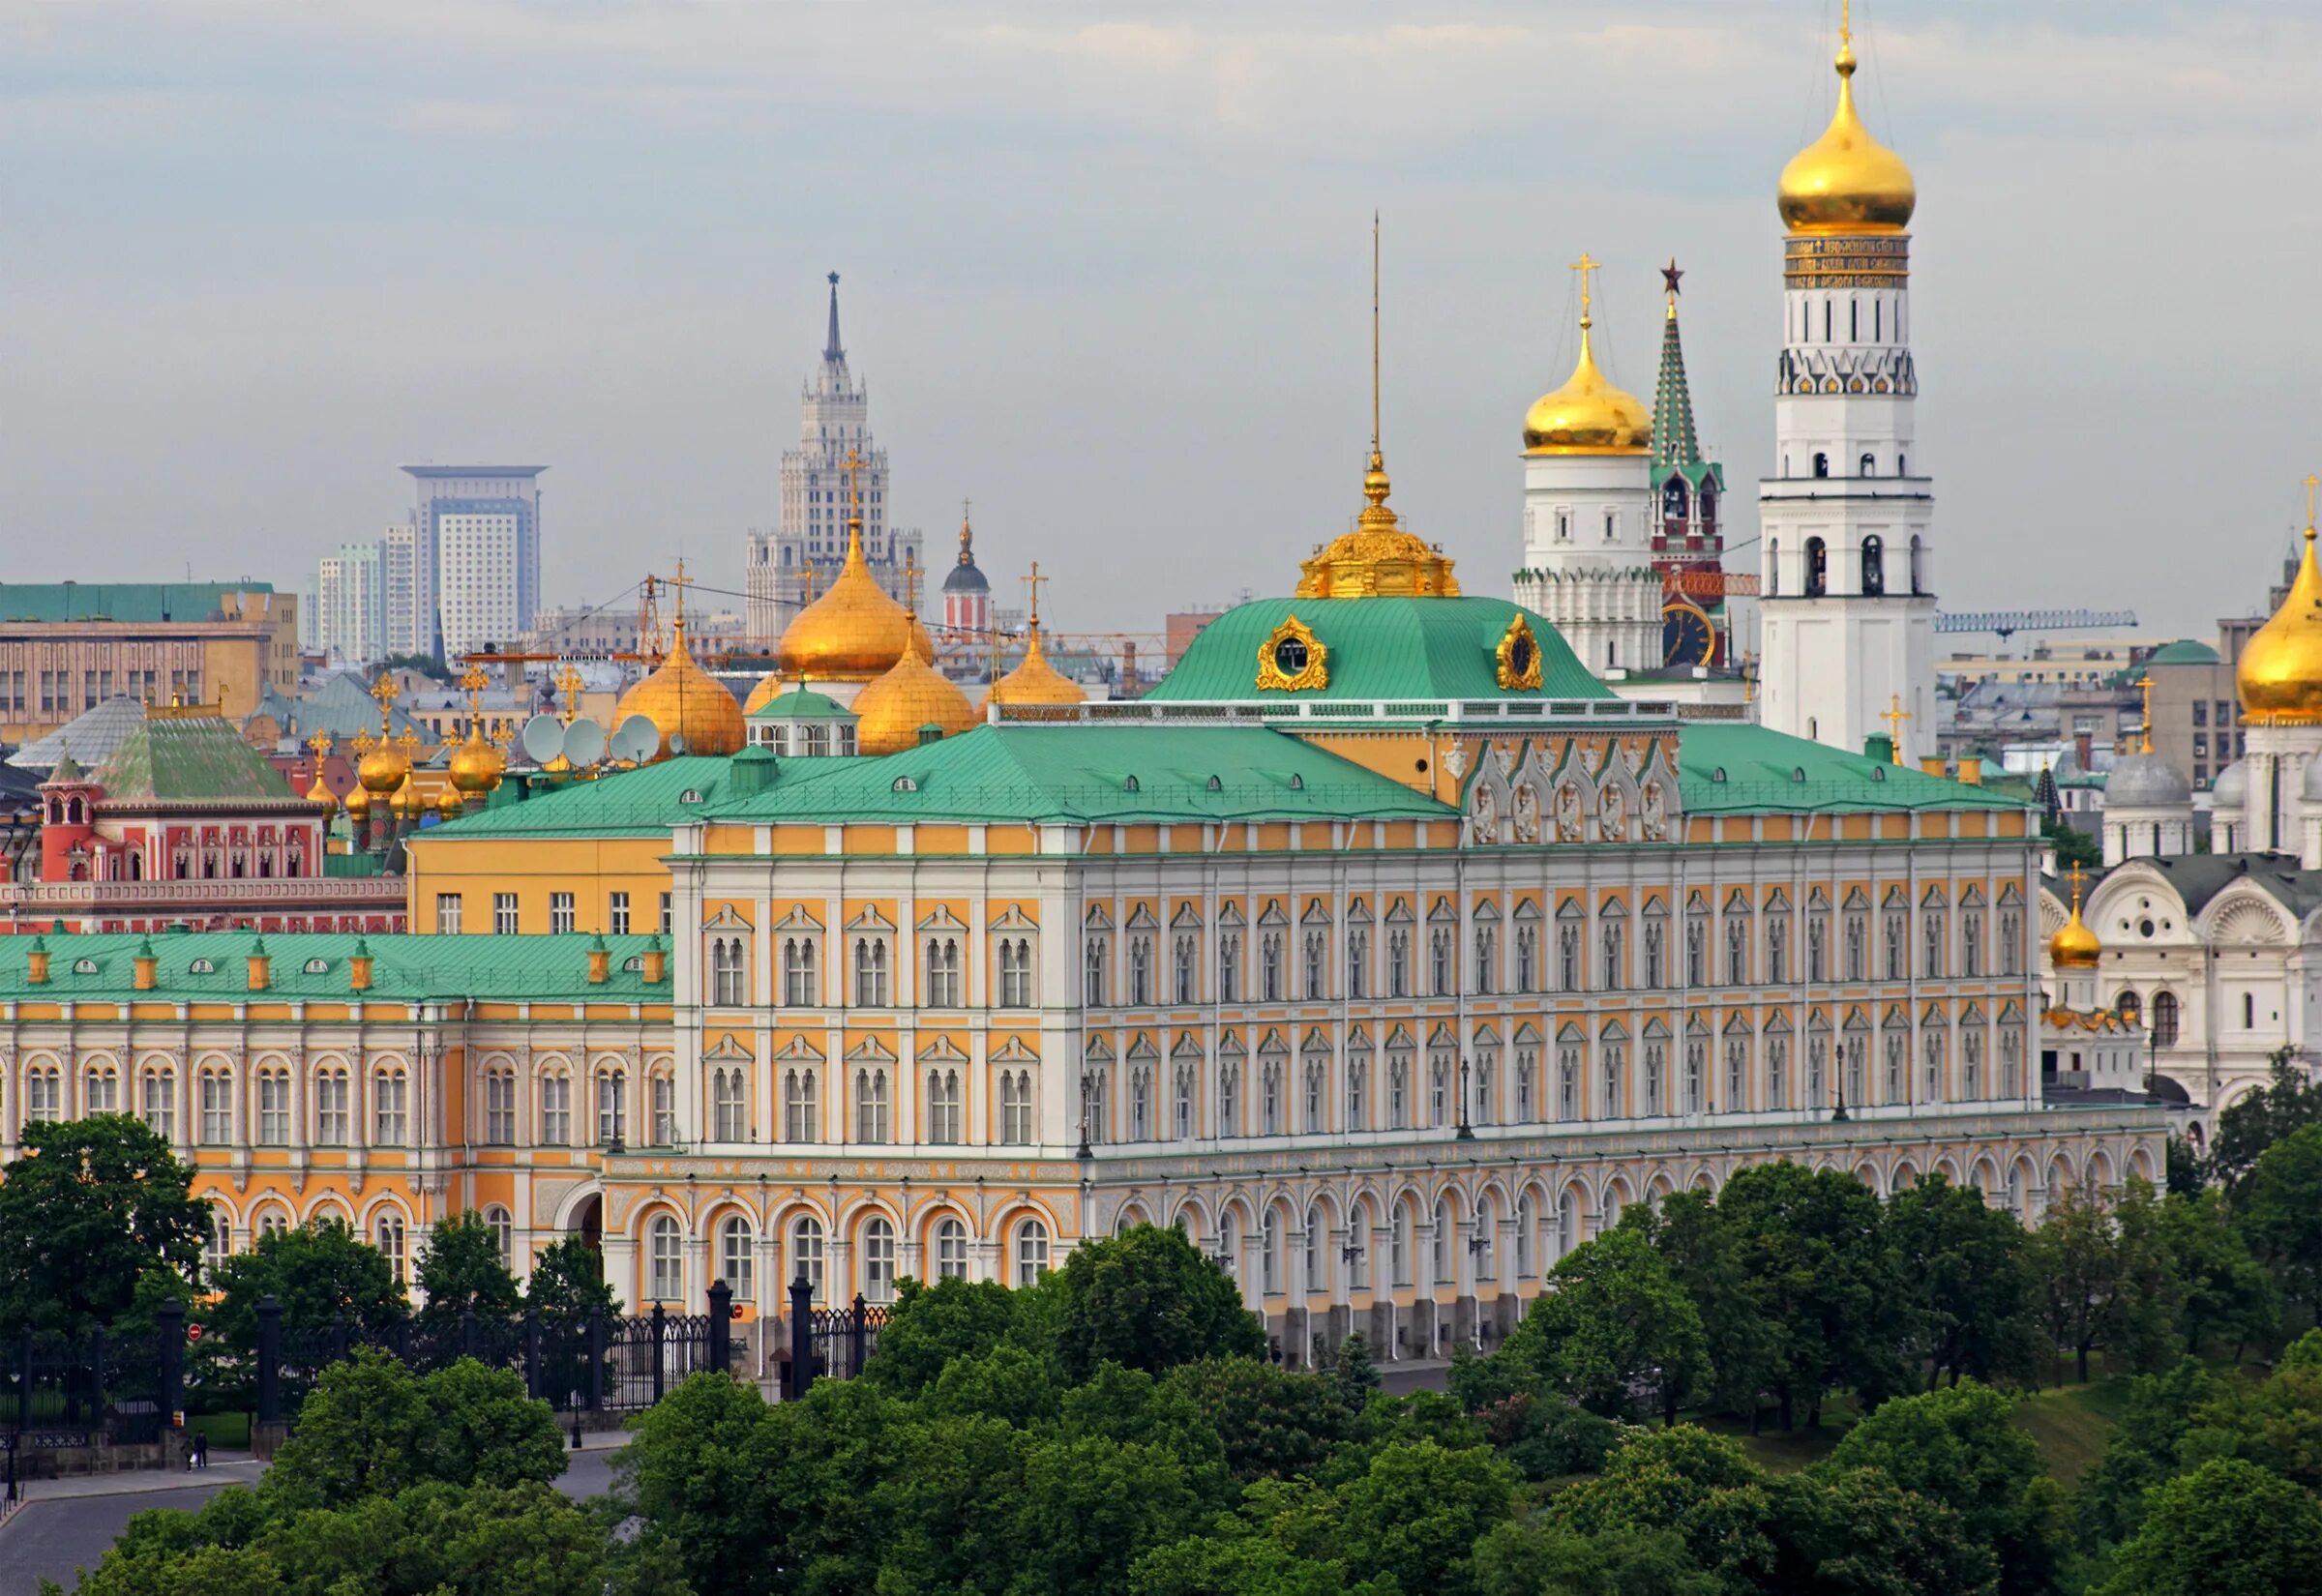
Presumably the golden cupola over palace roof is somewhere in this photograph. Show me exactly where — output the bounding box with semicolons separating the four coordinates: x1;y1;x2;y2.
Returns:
1295;218;1460;601
1522;253;1652;457
2237;476;2322;725
1778;3;1916;234
776;448;935;683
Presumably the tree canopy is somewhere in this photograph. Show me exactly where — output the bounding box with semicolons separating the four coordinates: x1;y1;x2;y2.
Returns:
0;1114;210;1337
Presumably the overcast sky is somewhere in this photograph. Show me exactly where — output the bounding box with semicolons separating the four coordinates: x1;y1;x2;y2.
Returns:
3;1;2317;645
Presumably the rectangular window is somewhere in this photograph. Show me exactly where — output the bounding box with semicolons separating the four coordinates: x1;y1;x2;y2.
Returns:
541;1077;570;1145
436;893;462;934
551;892;576;934
373;1075;407;1145
609;892;631;935
485;1074;515;1145
493;893;519;935
257;1075;289;1145
199;1074;230;1143
314;1074;348;1145
660;893;673;935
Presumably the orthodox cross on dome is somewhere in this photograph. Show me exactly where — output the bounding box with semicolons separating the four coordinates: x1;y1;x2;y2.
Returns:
1023;561;1050;628
902;549;921;613
959;498;974;565
1569;251;1601;330
2306;473;2318;534
554;662;584;725
2133;672;2157;754
1878;694;1909;763
370;672;401;740
2064;860;2089;914
396;726;423;761
349;728;375;760
802;557;820;604
306;730;333;760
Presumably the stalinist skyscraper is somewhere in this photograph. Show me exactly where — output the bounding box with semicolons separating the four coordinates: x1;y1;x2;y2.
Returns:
745;275;923;642
1755;10;1935;761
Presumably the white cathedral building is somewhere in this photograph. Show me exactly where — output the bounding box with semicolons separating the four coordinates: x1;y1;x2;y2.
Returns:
2037;517;2322;1135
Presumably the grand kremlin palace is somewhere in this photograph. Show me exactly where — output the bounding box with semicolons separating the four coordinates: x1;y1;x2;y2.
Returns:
0;33;2160;1366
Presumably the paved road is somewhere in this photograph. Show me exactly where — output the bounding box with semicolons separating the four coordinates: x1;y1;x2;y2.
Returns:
0;1446;627;1596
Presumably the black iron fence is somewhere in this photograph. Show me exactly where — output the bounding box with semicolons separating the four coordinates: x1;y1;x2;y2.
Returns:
782;1278;889;1397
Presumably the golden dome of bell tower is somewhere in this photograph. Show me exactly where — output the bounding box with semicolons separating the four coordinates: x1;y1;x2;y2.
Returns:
1522;252;1652;456
1777;2;1917;234
2237;475;2322;725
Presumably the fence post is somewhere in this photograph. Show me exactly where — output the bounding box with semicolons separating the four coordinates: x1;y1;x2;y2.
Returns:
461;1309;479;1364
85;1322;104;1428
16;1331;32;1435
848;1292;867;1380
254;1295;282;1426
650;1302;667;1404
585;1309;606;1412
706;1281;730;1377
156;1301;184;1434
788;1276;813;1402
524;1312;543;1402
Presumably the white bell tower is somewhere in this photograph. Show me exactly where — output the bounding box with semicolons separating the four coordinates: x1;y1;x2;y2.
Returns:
1756;14;1935;762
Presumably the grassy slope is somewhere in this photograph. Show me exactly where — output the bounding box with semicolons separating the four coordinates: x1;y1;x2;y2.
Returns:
1704;1379;2131;1483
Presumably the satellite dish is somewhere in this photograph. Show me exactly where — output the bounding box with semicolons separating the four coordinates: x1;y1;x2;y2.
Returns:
563;717;607;768
520;714;566;766
611;715;660;763
669;732;689;756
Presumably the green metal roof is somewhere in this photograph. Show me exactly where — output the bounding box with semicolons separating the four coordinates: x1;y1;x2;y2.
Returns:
706;723;1453;827
2145;639;2222;665
747;686;855;722
91;717;298;804
0;582;275;625
1677;723;2029;814
1149;596;1611;704
416;754;760;841
0;931;669;1003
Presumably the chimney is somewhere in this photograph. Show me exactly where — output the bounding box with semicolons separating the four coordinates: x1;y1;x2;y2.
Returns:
587;933;610;986
641;936;668;986
246;935;270;991
27;934;49;986
348;936;373;992
134;937;158;991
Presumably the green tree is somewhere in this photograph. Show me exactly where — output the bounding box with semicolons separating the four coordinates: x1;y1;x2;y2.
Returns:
2072;1357;2223;1551
263;1348;565;1512
2208;1052;2322;1191
0;1114;210;1337
1470;1516;1717;1596
414;1210;523;1333
1766;1465;2001;1596
1548;1426;1781;1590
205;1218;405;1357
1161;1357;1353;1484
1332;1331;1382;1405
1717;1162;1907;1427
2095;1457;2322;1596
2165;1134;2205;1197
526;1232;620;1319
2043;815;2100;872
1887;1173;2040;1389
2158;1188;2277;1357
866;1275;1024;1395
1504;1227;1709;1423
1050;1224;1265;1381
1826;1380;2062;1595
1333;1438;1517;1596
615;1371;780;1596
2028;1181;2167;1384
2239;1122;2322;1318
1633;1190;1778;1419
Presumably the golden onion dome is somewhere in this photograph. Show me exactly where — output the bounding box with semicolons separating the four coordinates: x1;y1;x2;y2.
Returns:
613;618;747;758
1777;35;1916;234
306;769;338;814
984;623;1086;712
389;777;418;817
356;742;410;794
776;521;936;683
344;783;372;819
447;730;505;794
1523;319;1652;456
434;784;464;817
2238;525;2322;724
1295;451;1461;599
2049;896;2101;971
852;633;978;756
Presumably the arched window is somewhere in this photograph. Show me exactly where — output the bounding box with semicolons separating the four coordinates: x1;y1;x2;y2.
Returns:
1908;534;1924;595
783;1068;819;1141
485;1205;513;1263
1861;534;1885;596
720;1216;754;1295
854;1068;890;1142
1812;452;1830;479
1261;1209;1281;1294
1860;452;1876;477
376;1211;407;1283
647;1214;683;1301
2116;990;2142;1026
935;1217;969;1280
926;1069;962;1144
1014;1219;1049;1286
711;1069;745;1141
862;1216;898;1303
791;1216;825;1297
315;1067;350;1145
1767;539;1780;598
1303;1205;1324;1293
1432;1198;1452;1286
1804;537;1829;597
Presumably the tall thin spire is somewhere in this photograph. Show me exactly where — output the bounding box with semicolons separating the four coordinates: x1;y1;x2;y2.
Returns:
1652;259;1702;473
1358;212;1394;520
823;271;845;364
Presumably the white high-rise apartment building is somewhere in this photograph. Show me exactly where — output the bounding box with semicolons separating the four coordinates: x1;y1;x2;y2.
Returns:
399;466;547;661
380;523;425;659
313;542;387;665
745;275;922;642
